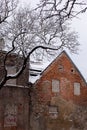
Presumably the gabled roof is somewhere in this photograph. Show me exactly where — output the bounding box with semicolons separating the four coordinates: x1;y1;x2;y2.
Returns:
40;50;87;84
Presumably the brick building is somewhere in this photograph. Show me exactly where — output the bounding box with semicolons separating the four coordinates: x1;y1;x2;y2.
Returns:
35;50;87;105
30;51;87;130
0;50;87;130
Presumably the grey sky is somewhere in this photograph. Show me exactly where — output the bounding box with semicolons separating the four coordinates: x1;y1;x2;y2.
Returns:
19;0;87;80
70;13;87;81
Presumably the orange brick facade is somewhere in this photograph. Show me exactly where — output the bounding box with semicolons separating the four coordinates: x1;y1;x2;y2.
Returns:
35;51;87;105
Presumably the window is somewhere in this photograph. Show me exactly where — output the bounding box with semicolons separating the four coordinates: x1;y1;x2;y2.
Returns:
58;65;63;72
74;82;80;96
49;106;58;119
42;80;51;93
52;79;60;92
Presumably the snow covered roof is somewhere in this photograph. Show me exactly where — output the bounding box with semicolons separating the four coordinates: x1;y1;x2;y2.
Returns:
29;61;50;83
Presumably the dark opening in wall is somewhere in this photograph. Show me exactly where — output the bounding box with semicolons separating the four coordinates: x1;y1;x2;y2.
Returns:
71;68;75;74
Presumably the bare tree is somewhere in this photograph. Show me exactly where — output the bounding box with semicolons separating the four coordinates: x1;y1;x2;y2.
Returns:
37;0;87;19
0;0;87;89
0;0;18;24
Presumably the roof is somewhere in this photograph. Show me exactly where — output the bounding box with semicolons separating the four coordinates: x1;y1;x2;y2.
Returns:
29;50;87;84
29;61;50;83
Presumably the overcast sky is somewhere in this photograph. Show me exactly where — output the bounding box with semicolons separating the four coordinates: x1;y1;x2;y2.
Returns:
70;13;87;81
19;0;87;80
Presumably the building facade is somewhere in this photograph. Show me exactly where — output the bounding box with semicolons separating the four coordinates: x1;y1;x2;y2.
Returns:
0;50;87;130
35;51;87;105
30;51;87;130
0;51;30;130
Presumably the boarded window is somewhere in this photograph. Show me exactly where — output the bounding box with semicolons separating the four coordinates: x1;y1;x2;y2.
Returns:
49;106;58;119
6;66;16;85
52;79;60;92
58;65;63;72
42;80;51;93
74;82;80;95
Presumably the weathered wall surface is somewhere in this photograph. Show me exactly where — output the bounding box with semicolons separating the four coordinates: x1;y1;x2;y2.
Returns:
31;88;87;130
35;52;87;105
0;86;30;130
0;51;30;130
0;51;29;87
1;50;87;130
30;51;87;130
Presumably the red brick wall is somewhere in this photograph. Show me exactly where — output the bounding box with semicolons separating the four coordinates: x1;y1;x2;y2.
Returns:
35;52;87;105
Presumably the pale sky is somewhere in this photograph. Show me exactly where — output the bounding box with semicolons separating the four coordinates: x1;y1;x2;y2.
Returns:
70;13;87;81
19;0;87;81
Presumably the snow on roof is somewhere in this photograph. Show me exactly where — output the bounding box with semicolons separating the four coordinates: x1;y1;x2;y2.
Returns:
29;61;50;83
30;61;50;70
29;75;41;83
29;51;87;83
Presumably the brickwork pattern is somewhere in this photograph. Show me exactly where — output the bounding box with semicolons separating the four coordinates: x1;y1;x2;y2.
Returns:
35;51;87;105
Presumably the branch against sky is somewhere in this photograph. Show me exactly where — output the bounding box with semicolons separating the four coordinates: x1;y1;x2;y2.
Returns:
0;0;87;88
36;0;87;19
0;0;18;24
6;7;79;57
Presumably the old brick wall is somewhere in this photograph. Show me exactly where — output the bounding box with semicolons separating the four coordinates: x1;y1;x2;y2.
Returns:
0;86;30;130
35;52;87;105
30;51;87;130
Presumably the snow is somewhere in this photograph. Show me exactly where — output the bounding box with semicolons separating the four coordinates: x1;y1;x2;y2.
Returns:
29;61;50;83
30;61;50;71
29;51;87;83
29;75;41;83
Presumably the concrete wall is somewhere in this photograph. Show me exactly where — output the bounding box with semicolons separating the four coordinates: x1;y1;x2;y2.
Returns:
0;86;30;130
0;51;30;130
0;51;29;87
